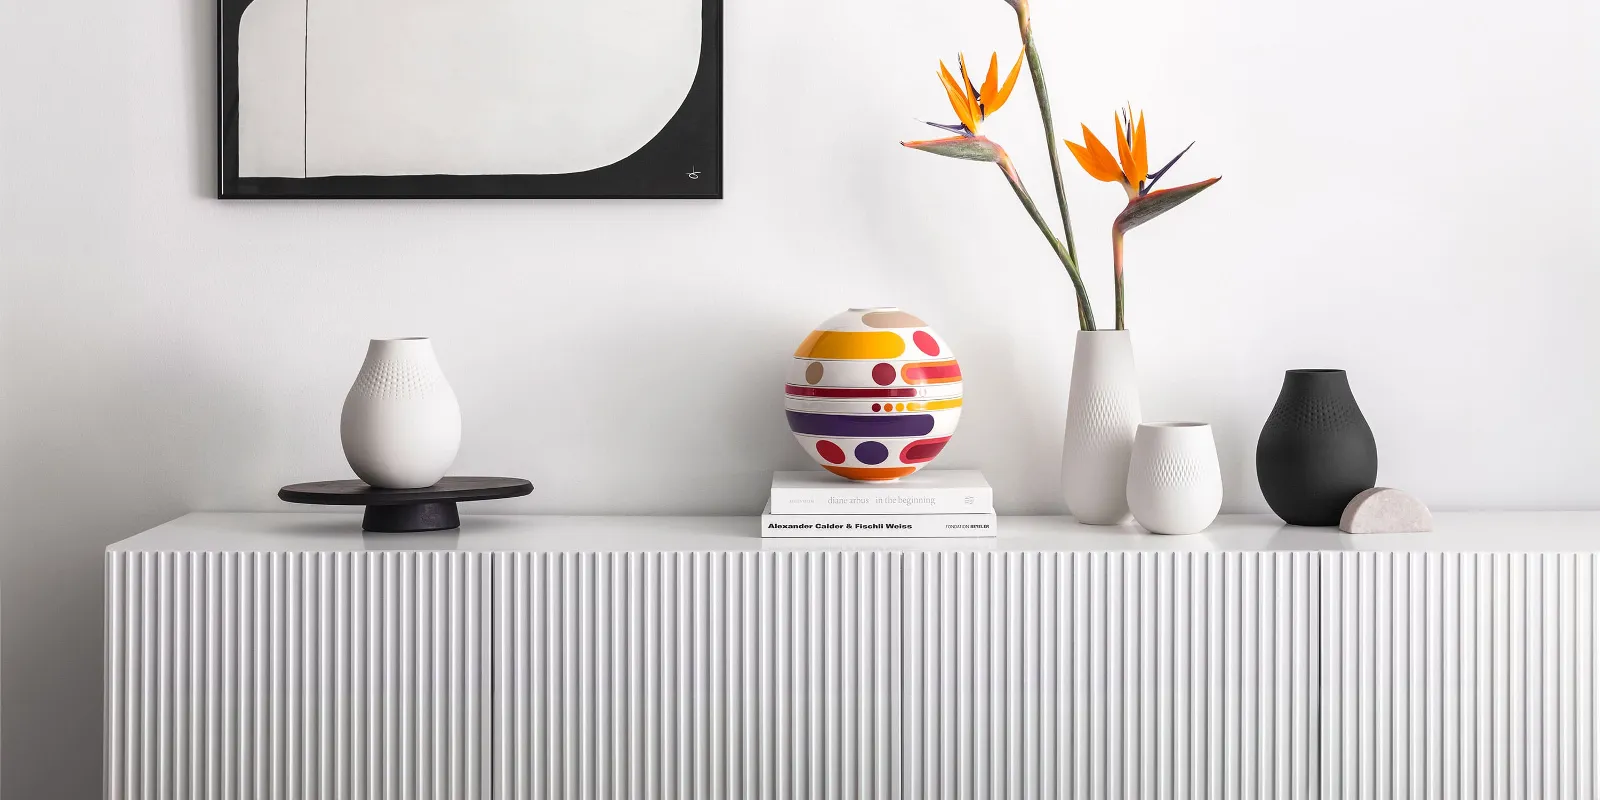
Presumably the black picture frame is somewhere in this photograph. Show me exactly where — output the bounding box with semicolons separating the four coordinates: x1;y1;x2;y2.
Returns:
217;0;722;199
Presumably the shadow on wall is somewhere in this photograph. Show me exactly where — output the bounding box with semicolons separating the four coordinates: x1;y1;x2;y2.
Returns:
0;4;222;796
0;337;269;797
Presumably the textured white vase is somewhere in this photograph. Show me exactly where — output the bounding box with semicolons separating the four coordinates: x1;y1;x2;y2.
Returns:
1061;330;1141;524
340;338;461;489
1126;422;1223;535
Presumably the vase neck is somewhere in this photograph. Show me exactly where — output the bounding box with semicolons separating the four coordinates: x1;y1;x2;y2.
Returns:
366;337;436;361
1075;329;1132;349
1279;369;1353;399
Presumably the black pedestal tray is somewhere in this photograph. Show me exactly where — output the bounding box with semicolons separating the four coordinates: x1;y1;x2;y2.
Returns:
278;477;533;532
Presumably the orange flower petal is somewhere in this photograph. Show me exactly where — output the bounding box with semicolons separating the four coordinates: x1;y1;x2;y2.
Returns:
1132;111;1148;185
956;53;981;124
991;50;1025;114
1078;124;1125;182
1115;113;1135;185
938;62;977;131
980;53;1000;118
1065;137;1124;183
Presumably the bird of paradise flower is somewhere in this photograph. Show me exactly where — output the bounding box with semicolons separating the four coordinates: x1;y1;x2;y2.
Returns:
902;0;1219;331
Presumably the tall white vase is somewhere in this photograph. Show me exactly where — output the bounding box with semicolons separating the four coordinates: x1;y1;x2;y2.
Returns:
1061;330;1141;524
1127;422;1223;535
340;338;461;489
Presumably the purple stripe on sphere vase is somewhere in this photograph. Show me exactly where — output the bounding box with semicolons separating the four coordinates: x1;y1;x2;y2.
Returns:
784;410;937;438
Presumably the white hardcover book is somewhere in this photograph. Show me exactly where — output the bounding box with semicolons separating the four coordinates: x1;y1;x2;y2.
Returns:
769;469;993;515
761;502;997;538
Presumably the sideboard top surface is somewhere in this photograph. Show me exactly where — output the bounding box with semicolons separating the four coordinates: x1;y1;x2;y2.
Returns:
106;511;1600;554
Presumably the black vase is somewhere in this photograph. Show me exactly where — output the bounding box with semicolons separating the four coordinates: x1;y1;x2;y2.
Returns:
1256;369;1378;526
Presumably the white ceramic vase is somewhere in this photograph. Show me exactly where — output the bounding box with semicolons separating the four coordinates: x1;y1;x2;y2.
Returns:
340;338;461;489
1127;422;1223;535
1061;330;1141;524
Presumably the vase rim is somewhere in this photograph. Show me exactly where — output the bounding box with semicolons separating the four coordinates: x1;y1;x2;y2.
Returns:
373;337;430;342
1141;421;1209;429
846;306;898;312
1076;328;1131;335
1286;368;1345;375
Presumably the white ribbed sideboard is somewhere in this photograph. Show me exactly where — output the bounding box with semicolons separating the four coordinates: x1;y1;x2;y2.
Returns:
106;512;1600;799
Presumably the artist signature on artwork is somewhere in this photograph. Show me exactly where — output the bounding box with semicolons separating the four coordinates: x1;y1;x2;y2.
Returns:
687;167;701;180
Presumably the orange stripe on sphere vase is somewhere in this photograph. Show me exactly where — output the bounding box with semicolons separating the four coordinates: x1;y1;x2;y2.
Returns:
793;330;907;360
784;308;963;482
822;465;920;481
901;359;961;385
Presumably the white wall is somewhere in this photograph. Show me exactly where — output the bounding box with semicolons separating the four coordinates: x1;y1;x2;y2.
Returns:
2;0;1596;792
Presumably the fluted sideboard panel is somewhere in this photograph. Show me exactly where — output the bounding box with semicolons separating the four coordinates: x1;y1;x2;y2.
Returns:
490;551;900;800
105;550;491;800
900;551;1323;800
1322;552;1598;800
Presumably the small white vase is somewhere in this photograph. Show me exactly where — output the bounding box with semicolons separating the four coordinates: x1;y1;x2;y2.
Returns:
1061;330;1141;524
340;338;461;489
1127;422;1223;535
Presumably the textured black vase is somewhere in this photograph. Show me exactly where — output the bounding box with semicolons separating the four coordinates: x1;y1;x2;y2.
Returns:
1256;369;1378;526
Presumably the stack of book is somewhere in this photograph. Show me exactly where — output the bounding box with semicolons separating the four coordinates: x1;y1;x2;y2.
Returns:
761;469;996;537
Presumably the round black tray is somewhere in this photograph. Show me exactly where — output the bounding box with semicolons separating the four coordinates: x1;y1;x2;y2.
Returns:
279;476;533;532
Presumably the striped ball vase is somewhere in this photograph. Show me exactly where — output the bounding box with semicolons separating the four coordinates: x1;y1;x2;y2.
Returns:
1126;422;1223;535
1061;330;1141;524
785;307;962;481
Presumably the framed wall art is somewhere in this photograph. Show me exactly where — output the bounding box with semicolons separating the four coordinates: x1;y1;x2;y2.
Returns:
218;0;722;199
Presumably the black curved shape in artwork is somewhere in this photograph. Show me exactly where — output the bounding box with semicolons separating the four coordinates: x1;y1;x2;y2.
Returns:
218;0;722;199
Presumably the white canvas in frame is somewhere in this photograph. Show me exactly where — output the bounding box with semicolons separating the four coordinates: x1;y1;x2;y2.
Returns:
233;0;703;183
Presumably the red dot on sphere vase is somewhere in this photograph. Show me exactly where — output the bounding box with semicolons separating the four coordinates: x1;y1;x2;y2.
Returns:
871;363;896;386
871;403;882;412
815;440;846;464
913;330;940;356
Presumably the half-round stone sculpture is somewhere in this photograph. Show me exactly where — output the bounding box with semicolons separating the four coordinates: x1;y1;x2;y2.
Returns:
1339;487;1433;534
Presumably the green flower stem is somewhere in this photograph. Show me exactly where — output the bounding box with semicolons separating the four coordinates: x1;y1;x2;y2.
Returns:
1015;10;1082;284
1111;228;1125;330
997;155;1096;331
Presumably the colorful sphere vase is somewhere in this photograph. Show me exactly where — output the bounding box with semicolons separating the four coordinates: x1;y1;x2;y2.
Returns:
785;307;962;481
